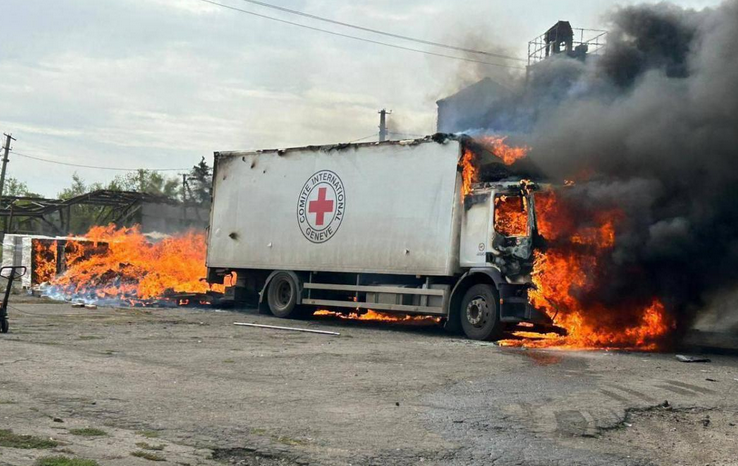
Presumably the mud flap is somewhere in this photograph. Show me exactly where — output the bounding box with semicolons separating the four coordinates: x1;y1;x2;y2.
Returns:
498;283;553;326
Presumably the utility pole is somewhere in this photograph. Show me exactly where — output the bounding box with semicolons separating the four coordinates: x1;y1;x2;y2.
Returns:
0;133;16;235
378;109;392;142
181;173;188;225
0;133;16;200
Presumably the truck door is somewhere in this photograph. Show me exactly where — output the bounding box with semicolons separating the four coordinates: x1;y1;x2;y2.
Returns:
490;190;534;268
460;191;492;267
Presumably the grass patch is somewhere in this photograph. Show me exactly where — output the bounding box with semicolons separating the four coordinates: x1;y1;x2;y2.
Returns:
77;336;104;341
0;429;59;449
223;359;235;363
248;428;307;446
0;400;16;404
136;441;165;451
35;456;100;466
276;436;308;446
136;430;160;438
131;450;166;461
69;428;107;437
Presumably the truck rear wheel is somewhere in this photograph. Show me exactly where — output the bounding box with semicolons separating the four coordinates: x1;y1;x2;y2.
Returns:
460;284;503;341
267;272;300;318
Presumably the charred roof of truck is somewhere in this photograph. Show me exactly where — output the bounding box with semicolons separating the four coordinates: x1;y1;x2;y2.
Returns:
213;133;548;183
213;133;474;159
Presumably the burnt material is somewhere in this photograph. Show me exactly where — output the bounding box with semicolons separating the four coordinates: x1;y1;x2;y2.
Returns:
545;21;575;57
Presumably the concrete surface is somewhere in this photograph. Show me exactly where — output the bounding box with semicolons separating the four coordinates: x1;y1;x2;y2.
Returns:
0;298;736;465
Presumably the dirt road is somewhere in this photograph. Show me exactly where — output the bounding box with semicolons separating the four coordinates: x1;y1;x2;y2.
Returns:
1;299;736;465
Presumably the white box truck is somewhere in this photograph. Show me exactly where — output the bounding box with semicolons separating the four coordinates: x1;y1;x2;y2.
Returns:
207;134;553;340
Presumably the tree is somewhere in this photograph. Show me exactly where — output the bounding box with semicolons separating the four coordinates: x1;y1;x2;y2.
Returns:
3;177;37;197
187;157;212;205
56;173;107;233
58;173;91;200
112;169;180;197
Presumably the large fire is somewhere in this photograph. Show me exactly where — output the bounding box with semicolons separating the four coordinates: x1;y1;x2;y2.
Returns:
458;138;672;349
45;225;223;305
499;188;673;350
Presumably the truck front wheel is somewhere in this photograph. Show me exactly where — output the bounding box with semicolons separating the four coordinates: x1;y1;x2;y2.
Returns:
460;284;503;341
267;272;300;318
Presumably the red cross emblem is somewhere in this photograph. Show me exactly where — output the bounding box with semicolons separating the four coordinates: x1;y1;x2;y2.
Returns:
308;187;334;226
297;170;346;243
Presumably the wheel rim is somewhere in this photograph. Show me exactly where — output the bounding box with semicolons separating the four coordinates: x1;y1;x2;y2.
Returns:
274;280;293;310
466;297;489;328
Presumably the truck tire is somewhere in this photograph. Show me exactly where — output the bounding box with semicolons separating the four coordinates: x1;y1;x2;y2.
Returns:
266;272;300;318
460;284;503;341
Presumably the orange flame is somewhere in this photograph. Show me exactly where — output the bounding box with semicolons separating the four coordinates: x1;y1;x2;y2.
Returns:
478;136;529;165
460;148;477;197
47;225;225;303
494;195;529;237
32;240;58;285
315;309;441;324
500;188;673;350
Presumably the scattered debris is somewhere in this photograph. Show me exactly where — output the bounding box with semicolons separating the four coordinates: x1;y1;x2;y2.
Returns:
675;355;711;363
233;322;340;336
706;378;717;382
71;303;85;308
702;415;711;427
84;304;97;310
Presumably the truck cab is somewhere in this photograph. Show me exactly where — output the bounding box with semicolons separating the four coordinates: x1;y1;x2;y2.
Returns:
450;180;553;340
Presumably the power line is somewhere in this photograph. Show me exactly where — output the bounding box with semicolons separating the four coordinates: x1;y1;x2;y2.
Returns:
13;151;189;172
236;0;526;63
348;133;378;143
196;0;526;70
389;132;426;138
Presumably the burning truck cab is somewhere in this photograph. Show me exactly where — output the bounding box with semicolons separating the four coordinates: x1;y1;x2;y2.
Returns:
207;134;556;341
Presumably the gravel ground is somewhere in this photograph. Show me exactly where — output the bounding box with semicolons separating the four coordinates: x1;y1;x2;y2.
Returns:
0;298;736;465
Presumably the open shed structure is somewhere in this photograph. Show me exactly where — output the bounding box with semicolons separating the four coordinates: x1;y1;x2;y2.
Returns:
0;190;208;237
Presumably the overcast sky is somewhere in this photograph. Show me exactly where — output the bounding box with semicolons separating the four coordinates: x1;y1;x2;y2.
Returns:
0;0;721;197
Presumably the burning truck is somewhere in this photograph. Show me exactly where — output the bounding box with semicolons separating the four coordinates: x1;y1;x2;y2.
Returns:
207;134;563;341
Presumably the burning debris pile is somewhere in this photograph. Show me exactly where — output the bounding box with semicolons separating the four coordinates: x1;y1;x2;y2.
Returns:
42;225;226;306
455;1;738;349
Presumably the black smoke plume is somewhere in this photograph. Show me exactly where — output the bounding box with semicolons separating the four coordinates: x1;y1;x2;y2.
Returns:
465;1;738;337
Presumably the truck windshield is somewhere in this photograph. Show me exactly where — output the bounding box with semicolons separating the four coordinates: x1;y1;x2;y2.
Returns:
494;194;529;237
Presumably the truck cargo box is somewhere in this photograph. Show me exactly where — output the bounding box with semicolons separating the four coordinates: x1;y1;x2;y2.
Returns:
208;138;464;276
